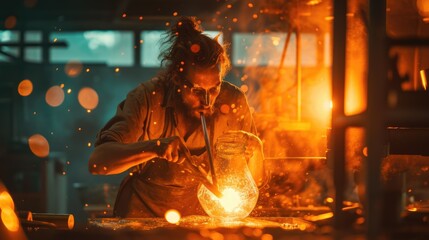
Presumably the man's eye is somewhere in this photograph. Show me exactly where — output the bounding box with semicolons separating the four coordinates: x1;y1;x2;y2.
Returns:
192;88;206;95
209;87;220;94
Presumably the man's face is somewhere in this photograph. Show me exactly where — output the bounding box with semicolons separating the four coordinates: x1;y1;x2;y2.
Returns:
180;67;222;118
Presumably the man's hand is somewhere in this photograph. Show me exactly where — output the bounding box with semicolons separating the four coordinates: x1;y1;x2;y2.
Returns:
217;130;267;187
154;136;189;164
219;130;263;160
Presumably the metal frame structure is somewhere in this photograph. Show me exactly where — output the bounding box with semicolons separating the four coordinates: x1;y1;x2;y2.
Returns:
332;0;429;238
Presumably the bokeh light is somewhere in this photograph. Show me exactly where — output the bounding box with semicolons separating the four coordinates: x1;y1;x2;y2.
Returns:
0;191;15;210
28;134;50;158
45;85;65;107
190;44;201;53
5;16;17;29
78;87;99;110
17;79;33;96
23;0;38;8
64;61;83;78
164;209;181;224
220;104;230;114
1;208;19;232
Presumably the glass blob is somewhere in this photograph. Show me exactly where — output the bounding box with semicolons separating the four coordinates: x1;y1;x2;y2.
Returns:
197;131;259;221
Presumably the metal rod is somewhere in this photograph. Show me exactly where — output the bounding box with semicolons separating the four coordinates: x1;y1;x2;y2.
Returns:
177;137;222;198
296;27;302;121
332;0;347;230
0;42;67;47
276;26;293;83
366;0;387;237
200;113;217;187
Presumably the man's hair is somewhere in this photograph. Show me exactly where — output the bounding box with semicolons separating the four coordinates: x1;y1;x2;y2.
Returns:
159;16;230;85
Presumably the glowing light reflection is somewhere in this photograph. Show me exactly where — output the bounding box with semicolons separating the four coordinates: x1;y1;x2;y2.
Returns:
420;69;427;90
217;188;241;212
0;191;15;210
164;209;181;224
1;207;19;232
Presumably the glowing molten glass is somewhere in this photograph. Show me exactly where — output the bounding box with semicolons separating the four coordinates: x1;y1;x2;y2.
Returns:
198;131;259;221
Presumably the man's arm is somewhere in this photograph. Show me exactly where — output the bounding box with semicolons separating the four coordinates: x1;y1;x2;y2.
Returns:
89;136;188;175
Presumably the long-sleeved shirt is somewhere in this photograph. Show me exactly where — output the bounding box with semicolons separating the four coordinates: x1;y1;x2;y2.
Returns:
95;76;256;217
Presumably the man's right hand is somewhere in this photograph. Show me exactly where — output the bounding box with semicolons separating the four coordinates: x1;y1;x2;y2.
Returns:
154;136;189;164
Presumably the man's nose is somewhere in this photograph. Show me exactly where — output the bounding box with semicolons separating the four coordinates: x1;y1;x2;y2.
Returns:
202;91;210;106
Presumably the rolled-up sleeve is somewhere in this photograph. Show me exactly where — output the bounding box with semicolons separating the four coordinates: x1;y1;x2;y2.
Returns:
95;84;149;146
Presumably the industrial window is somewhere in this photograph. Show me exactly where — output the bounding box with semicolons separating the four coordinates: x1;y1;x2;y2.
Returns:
140;30;223;67
232;32;317;67
50;31;134;66
0;31;19;62
24;31;42;63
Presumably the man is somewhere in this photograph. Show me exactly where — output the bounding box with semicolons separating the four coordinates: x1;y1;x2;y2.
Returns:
89;17;265;217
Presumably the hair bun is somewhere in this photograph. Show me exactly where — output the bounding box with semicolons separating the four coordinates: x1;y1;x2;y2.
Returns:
172;16;203;38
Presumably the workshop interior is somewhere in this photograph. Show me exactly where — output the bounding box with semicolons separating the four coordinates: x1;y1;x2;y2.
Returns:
1;0;429;239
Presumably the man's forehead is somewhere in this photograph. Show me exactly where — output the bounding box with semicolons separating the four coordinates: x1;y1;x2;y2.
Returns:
188;65;220;75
